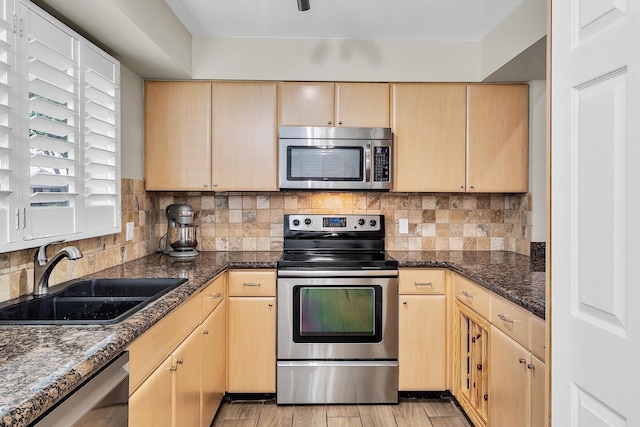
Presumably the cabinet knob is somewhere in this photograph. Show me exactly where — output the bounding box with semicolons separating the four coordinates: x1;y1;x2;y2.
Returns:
402;301;407;305
527;364;535;370
177;358;184;364
327;121;332;125
459;185;464;189
470;185;475;189
268;303;273;307
203;330;209;335
338;121;343;125
203;184;208;188
518;358;527;364
484;394;488;401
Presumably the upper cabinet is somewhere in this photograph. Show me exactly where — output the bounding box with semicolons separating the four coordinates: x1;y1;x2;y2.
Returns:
144;81;212;191
392;83;529;193
392;84;467;192
466;84;529;193
144;81;278;192
212;82;278;192
279;82;390;127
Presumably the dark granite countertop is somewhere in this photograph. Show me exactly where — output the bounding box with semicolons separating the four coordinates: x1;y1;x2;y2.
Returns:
389;250;546;319
0;250;545;426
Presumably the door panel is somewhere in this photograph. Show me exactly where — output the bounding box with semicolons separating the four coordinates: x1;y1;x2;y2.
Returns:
552;0;640;425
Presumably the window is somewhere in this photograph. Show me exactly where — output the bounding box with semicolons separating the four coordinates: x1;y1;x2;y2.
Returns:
0;1;120;252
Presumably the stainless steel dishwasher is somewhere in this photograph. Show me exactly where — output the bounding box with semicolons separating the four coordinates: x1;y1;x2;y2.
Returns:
33;352;129;427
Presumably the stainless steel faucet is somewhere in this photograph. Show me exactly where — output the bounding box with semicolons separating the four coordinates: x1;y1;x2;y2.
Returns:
33;240;83;296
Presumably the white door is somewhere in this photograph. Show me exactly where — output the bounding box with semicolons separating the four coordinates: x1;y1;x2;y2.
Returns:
552;1;640;426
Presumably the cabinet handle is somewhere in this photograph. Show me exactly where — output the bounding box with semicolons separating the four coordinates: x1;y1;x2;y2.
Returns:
402;301;407;305
519;358;527;364
207;293;222;299
327;121;332;125
268;303;274;307
203;330;209;335
414;282;433;287
498;313;513;323
459;185;464;189
338;121;343;125
243;282;261;287
461;291;473;298
170;366;177;371
177;358;184;364
527;364;535;370
203;184;208;188
470;185;475;189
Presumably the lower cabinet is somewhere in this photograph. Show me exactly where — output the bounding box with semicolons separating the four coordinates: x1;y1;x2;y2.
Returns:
454;300;490;427
398;268;448;391
227;270;277;393
489;326;545;427
201;299;226;426
128;274;226;427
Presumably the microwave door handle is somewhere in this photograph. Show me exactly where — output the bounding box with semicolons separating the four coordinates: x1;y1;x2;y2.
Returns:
365;144;371;183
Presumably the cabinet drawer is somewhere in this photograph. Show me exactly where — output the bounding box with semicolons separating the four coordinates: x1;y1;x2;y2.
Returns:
228;269;276;297
530;314;546;362
454;274;490;319
490;294;531;350
399;269;446;294
200;273;226;322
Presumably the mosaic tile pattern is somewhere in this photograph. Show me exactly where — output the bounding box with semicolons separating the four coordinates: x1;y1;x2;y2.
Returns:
155;191;533;256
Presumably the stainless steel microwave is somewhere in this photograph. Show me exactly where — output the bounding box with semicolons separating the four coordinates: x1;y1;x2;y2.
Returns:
278;126;393;191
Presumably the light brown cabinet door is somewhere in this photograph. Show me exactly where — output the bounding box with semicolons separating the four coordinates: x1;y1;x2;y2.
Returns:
489;326;531;427
200;300;226;427
335;82;390;127
278;82;335;126
129;357;173;427
466;84;529;192
227;296;276;392
392;83;467;192
144;81;212;191
530;355;546;427
173;329;202;427
212;82;278;191
398;295;446;390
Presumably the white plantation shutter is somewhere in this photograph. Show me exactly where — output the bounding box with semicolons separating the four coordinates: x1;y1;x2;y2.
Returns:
0;1;120;252
83;43;120;231
24;4;80;239
0;0;17;244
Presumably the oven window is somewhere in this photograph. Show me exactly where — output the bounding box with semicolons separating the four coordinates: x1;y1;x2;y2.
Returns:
287;146;363;181
293;285;383;343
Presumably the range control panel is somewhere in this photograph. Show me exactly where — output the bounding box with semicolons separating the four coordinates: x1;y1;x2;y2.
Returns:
287;214;382;231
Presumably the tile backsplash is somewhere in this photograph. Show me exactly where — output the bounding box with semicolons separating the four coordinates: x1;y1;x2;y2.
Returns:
156;191;532;255
0;183;532;302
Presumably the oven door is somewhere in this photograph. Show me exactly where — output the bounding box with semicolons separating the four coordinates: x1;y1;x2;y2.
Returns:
277;274;398;360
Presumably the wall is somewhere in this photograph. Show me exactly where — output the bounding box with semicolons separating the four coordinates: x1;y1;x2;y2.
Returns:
529;80;547;242
154;191;532;255
192;37;480;82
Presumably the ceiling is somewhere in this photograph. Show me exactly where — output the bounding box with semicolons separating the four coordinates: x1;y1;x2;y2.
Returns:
164;0;525;42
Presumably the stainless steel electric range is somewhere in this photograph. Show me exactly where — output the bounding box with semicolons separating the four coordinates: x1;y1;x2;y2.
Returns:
276;214;399;404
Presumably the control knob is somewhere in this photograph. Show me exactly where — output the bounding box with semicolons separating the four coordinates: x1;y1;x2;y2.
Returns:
292;219;300;227
358;218;365;226
369;219;377;227
304;218;312;226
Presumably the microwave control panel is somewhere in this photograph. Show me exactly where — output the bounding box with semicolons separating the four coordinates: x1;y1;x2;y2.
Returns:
373;146;390;182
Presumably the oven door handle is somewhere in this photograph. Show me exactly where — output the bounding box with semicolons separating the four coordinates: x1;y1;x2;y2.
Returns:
277;269;398;278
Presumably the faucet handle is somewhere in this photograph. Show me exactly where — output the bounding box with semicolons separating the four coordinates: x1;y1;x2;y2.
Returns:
35;239;65;264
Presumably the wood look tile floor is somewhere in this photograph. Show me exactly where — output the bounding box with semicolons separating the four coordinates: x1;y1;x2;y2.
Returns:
211;398;473;427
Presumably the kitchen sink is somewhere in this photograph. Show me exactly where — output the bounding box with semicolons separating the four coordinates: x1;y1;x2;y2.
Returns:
0;278;187;325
